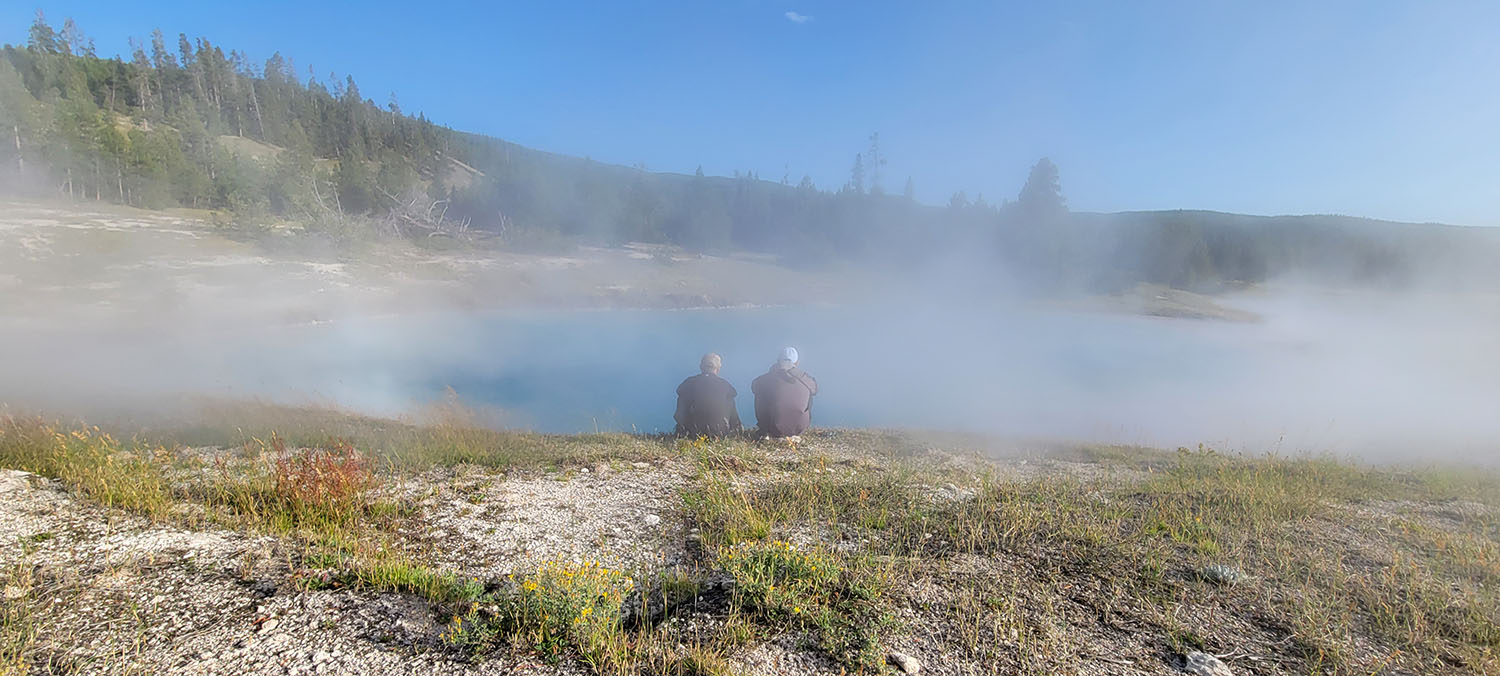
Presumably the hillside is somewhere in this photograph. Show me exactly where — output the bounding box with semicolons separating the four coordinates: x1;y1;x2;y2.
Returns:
3;14;1499;295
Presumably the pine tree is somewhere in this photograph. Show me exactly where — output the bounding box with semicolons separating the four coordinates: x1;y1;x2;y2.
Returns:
865;131;887;194
0;58;40;175
60;18;85;56
28;11;60;54
1016;157;1066;219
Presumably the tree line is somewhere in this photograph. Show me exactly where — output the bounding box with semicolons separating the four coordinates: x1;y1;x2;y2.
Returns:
0;13;450;230
2;13;1490;292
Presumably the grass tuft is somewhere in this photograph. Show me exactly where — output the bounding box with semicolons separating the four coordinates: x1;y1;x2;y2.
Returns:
0;416;173;519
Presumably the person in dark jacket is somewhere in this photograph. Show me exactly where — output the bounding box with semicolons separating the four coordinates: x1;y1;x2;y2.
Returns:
751;347;818;438
674;353;742;437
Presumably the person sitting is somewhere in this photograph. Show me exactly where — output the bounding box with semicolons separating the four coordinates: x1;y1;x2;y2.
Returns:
673;352;742;437
751;347;818;438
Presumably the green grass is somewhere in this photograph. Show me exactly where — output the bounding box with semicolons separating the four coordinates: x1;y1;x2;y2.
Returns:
0;417;174;519
716;539;893;669
442;560;756;676
142;399;654;473
335;559;486;604
448;560;634;662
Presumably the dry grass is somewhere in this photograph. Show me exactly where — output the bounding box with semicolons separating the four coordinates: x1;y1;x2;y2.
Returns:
683;441;1499;675
0;562;37;676
0;417;174;519
1;407;1496;675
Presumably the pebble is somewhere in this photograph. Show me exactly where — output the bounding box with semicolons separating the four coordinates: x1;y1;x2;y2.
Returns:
644;514;662;526
632;462;651;469
2;586;24;601
313;650;332;664
887;652;921;674
258;618;280;634
1197;564;1247;587
1183;651;1233;676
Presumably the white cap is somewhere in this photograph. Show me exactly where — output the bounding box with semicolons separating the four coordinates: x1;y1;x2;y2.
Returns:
780;346;799;363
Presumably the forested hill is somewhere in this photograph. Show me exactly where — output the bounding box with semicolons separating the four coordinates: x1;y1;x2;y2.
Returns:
1;13;1496;293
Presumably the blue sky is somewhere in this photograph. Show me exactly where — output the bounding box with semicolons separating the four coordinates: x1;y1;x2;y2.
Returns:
6;1;1498;225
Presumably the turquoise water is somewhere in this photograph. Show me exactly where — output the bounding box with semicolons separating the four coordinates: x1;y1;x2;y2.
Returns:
224;296;1500;462
14;296;1491;460
248;304;1253;440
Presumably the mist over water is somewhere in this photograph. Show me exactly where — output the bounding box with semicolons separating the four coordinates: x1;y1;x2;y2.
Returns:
4;289;1496;464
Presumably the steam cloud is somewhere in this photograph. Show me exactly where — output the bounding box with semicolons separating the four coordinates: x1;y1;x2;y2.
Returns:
1;209;1496;468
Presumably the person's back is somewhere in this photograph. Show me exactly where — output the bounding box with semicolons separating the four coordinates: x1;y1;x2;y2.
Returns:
674;353;742;437
751;347;818;438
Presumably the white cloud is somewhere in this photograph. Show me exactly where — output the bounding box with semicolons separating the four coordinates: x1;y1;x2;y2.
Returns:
785;11;812;24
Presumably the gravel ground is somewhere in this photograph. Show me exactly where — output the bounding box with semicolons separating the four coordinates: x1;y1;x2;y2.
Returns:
1;467;598;675
395;460;692;581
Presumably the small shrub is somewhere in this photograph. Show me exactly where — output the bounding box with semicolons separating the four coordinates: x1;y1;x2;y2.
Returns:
716;540;891;669
271;436;375;510
445;560;635;665
515;560;632;658
718;540;839;623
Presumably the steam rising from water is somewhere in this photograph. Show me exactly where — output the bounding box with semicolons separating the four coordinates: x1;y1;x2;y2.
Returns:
3;285;1497;465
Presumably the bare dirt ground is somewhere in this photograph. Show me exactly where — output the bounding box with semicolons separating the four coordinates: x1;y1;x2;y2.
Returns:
4;425;1493;676
1;463;656;676
0;199;853;332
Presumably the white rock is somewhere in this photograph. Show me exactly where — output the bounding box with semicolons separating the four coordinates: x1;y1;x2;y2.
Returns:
632;462;651;469
258;618;280;634
887;652;921;674
1183;652;1233;676
2;586;24;601
0;470;33;495
644;514;662;526
313;650;332;664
